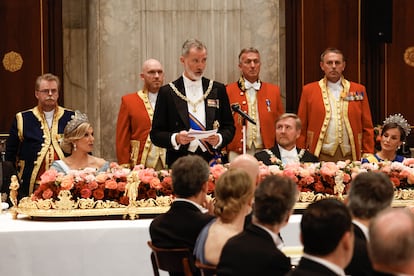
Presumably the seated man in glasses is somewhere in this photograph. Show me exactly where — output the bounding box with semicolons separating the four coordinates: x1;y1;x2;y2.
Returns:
5;73;74;199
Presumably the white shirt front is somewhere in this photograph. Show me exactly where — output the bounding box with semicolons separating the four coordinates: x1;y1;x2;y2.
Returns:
148;91;158;110
183;75;206;125
183;75;206;152
278;145;299;165
44;110;55;129
327;79;342;100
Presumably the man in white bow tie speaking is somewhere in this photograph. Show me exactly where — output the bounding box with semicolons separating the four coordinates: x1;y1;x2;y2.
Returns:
150;39;235;167
226;47;284;162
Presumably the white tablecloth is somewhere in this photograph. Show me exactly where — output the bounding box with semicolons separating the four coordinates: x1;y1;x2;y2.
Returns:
0;212;301;276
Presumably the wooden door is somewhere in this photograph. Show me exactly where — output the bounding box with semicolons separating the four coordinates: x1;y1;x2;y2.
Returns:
286;0;362;112
0;0;63;134
385;0;414;146
286;0;414;147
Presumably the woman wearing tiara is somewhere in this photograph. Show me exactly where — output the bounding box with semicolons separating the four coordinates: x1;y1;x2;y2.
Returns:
362;113;411;163
51;110;110;173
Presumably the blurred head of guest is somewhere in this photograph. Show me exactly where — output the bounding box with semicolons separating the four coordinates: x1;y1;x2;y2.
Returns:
344;171;395;276
216;175;297;275
299;199;354;272
229;154;260;185
171;155;210;203
347;171;394;221
368;208;414;274
253;175;297;228
214;168;255;222
149;155;214;251
194;168;255;265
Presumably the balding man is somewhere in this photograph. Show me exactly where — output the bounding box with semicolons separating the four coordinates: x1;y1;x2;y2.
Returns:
116;59;166;170
229;154;260;185
368;208;414;275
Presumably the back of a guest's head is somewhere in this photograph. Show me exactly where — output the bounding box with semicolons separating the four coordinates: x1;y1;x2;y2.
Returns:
347;172;394;219
229;154;260;185
369;208;414;272
253;175;298;225
214;168;255;223
171;155;210;198
301;199;352;256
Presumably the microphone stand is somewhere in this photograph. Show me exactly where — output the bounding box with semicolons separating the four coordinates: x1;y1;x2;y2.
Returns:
231;103;256;155
242;118;247;155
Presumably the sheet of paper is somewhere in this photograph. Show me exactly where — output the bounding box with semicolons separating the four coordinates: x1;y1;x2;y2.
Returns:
187;128;218;139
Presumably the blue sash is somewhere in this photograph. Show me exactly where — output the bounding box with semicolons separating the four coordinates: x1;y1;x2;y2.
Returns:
189;113;205;131
189;113;222;166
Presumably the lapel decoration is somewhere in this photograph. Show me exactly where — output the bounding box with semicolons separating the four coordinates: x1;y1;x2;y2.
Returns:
264;149;284;168
297;148;306;160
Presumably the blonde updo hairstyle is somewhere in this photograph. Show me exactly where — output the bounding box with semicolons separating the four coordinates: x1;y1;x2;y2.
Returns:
214;168;255;223
60;122;92;154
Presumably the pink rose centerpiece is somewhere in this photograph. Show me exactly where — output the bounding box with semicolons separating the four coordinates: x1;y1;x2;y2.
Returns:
132;165;173;200
32;158;414;207
33;163;131;205
257;161;354;195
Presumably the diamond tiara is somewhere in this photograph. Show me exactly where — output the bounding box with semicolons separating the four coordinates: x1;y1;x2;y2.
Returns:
65;110;89;133
383;113;411;137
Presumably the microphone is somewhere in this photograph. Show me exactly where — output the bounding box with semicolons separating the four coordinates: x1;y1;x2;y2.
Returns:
231;104;256;125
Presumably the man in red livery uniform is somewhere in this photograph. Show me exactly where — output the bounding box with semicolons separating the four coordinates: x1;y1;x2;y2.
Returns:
226;47;284;161
297;48;374;161
116;59;166;170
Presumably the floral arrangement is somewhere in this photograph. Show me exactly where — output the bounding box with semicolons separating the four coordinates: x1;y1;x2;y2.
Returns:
33;163;176;205
135;165;173;200
360;158;414;189
258;161;354;195
33;163;131;205
31;158;414;207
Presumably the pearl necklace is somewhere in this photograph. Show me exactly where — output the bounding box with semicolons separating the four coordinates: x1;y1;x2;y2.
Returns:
169;80;213;113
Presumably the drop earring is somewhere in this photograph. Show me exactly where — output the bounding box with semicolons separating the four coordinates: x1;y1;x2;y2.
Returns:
73;143;77;151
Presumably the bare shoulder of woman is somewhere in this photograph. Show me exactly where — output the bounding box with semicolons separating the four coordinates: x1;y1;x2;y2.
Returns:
91;156;107;167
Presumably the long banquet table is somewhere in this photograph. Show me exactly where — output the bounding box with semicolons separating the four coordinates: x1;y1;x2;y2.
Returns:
0;211;302;276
